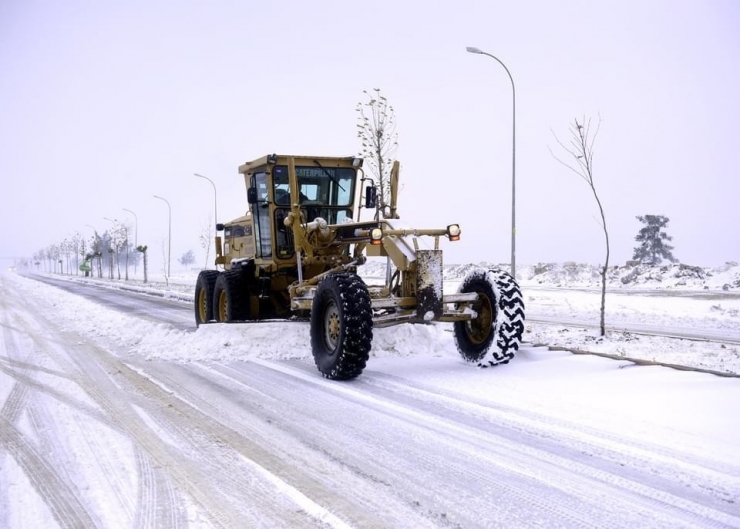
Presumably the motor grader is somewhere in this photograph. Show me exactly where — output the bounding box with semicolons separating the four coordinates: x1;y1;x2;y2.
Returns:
194;153;525;379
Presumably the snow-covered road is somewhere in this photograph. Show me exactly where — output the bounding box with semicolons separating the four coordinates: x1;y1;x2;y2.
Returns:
2;271;740;528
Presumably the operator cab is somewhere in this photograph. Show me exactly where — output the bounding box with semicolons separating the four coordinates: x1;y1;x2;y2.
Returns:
272;165;355;224
242;155;366;261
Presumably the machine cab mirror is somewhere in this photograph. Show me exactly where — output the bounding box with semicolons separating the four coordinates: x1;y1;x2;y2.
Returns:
365;185;377;209
247;187;258;204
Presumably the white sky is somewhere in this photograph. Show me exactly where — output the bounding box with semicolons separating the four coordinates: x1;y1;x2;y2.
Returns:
2;0;739;271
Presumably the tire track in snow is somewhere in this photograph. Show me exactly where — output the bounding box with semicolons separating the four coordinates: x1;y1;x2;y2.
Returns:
0;417;98;528
0;276;179;527
20;335;244;527
0;361;119;429
3;287;349;527
26;404;88;508
0;298;37;529
0;366;32;423
361;367;740;504
134;451;157;529
6;274;412;527
10;271;739;527
212;360;596;528
4;275;289;527
123;360;388;528
133;439;186;528
0;283;103;527
72;411;137;524
254;358;740;528
0;291;35;424
5;272;330;525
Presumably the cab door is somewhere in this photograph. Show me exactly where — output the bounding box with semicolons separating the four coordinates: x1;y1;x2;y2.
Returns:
250;171;272;259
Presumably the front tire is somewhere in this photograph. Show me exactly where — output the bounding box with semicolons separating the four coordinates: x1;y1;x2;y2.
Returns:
310;272;373;380
454;268;525;366
213;271;250;322
194;270;219;326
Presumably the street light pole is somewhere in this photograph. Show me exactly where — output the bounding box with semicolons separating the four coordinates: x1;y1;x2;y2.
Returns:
194;173;218;268
153;195;172;278
466;46;517;278
123;208;138;276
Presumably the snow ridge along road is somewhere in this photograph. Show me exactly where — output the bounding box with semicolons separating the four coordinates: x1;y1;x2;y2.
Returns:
33;271;740;374
1;271;739;528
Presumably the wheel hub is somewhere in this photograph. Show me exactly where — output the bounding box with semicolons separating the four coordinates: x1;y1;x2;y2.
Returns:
218;291;228;321
198;290;207;321
467;295;493;345
324;301;340;353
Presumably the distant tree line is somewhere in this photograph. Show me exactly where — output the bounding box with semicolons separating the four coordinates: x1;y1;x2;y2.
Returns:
33;224;204;283
32;223;144;281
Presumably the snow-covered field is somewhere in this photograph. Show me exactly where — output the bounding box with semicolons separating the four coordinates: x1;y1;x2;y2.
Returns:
2;264;740;528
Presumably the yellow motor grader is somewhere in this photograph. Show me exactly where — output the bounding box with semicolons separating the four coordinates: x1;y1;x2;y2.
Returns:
194;153;525;379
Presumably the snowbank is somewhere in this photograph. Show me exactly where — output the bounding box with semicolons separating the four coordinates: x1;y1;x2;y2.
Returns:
10;259;740;375
519;261;740;291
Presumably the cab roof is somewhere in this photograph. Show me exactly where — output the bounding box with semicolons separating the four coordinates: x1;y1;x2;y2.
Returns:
238;154;361;175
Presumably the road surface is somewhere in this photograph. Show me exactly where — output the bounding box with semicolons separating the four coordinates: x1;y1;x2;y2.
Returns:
1;273;739;528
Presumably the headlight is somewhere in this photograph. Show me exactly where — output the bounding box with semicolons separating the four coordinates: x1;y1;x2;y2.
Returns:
370;227;383;245
447;224;461;241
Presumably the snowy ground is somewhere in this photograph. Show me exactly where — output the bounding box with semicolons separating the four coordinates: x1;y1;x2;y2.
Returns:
2;265;740;528
34;261;740;375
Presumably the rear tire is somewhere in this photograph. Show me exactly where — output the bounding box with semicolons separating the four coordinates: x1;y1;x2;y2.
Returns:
194;270;219;326
213;271;250;322
454;268;525;366
310;272;373;380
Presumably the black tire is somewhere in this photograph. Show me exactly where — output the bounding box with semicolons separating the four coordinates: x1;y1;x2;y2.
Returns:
213;271;250;322
194;270;219;326
310;272;373;380
453;268;525;366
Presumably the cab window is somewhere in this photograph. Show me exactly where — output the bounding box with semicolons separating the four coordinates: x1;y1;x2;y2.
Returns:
272;165;356;207
250;170;272;258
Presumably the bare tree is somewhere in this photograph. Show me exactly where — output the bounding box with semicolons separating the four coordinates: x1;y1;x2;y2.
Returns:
550;116;609;336
356;88;399;219
33;250;44;271
110;221;130;280
60;238;71;275
89;233;103;278
199;214;212;268
71;232;82;275
44;245;52;272
48;244;60;273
